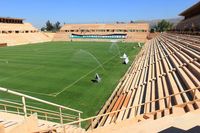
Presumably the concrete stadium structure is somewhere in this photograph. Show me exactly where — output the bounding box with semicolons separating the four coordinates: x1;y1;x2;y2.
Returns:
0;1;200;133
53;23;149;43
176;1;200;32
0;18;149;46
0;17;53;46
1;32;200;133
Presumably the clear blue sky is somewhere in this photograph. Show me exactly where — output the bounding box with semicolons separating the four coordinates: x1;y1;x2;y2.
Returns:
0;0;199;28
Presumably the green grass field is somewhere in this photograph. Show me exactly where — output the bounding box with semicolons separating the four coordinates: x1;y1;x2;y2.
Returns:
0;41;141;118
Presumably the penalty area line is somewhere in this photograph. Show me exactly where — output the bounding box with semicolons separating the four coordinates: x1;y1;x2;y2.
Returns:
54;55;118;97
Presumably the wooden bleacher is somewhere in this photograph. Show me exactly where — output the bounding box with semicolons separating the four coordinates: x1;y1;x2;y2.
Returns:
1;32;199;132
89;108;200;133
85;33;200;128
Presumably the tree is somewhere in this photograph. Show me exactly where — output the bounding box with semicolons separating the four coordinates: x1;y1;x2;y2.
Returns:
41;27;46;31
155;20;173;32
46;20;54;31
116;21;125;24
150;28;155;33
53;21;61;32
40;20;62;32
130;20;134;23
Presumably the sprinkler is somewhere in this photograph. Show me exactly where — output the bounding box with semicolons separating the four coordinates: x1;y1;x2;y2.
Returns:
92;73;101;83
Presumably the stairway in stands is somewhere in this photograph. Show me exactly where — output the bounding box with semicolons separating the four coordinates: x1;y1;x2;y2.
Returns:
0;33;52;46
0;87;85;133
0;112;86;133
53;32;69;41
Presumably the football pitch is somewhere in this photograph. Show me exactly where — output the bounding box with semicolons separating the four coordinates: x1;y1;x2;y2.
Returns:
0;41;141;118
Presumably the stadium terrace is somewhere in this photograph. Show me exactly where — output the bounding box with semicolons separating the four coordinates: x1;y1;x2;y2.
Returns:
54;23;149;42
0;1;200;133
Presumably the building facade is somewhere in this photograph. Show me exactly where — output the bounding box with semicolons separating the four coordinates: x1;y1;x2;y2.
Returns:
54;23;149;42
0;17;52;46
176;1;200;31
0;17;38;34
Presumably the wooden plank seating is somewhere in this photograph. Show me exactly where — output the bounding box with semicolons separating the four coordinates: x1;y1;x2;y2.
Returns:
93;33;200;128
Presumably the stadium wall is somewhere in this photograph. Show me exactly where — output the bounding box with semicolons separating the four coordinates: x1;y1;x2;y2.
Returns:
53;23;149;43
0;17;53;46
0;43;7;47
175;1;200;32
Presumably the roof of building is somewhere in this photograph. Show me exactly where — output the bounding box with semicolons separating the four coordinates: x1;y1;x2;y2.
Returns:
61;23;149;30
179;1;200;17
0;17;24;21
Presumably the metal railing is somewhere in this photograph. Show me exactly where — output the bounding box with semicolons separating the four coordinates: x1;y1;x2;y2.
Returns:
1;86;199;130
0;87;83;127
65;86;200;130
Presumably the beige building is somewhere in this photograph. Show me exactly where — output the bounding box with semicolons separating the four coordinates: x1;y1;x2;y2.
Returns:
176;1;200;32
54;23;149;43
0;17;52;46
0;17;38;34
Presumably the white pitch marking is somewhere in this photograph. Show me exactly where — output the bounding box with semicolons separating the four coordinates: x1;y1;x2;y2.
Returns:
10;88;56;97
54;55;118;96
